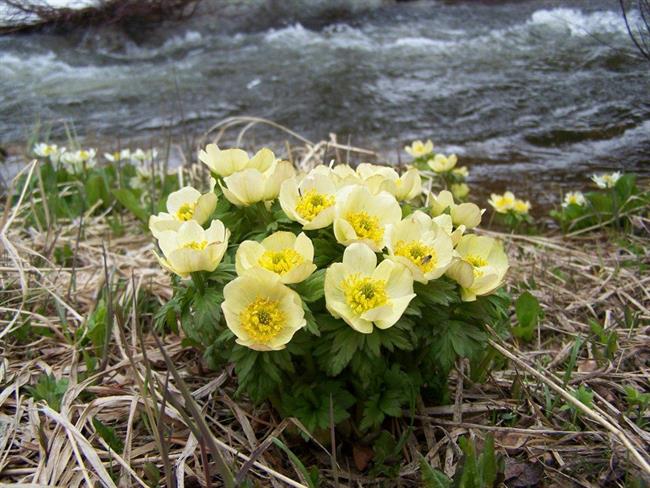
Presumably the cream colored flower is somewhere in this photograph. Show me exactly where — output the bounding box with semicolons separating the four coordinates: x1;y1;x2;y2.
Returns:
385;211;454;283
325;243;415;333
60;148;96;171
430;190;483;229
452;166;469;178
591;172;621;189
236;231;316;284
451;183;469;199
199;144;275;177
446;235;508;302
333;185;402;252
562;191;586;208
104;149;131;163
149;180;217;238
487;191;516;214
220;161;295;206
155;220;229;278
222;271;306;351
279;174;337;229
428;153;457;173
513;199;531;214
357;163;422;201
432;214;465;246
330;164;363;188
33;143;63;163
404;139;434;158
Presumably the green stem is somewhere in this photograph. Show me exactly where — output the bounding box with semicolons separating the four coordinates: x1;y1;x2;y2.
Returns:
191;272;206;295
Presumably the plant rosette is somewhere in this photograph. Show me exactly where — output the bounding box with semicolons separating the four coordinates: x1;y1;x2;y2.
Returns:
151;145;511;436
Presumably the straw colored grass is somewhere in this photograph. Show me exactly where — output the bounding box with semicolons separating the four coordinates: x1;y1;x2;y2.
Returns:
1;128;648;486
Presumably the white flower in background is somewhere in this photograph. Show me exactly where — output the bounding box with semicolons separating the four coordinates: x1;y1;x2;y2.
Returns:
562;191;586;208
513;199;531;215
220;161;295;206
591;172;621;189
60;148;96;172
149;180;218;237
487;191;516;214
104;149;131;163
279;173;337;229
33;143;63;163
452;166;469;178
451;183;470;199
385;211;454;283
200;144;275;177
131;148;158;163
154;220;229;278
430;190;483;229
236;231;316;284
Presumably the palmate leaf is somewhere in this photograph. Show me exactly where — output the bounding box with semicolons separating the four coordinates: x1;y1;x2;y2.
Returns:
291;269;325;303
231;346;294;403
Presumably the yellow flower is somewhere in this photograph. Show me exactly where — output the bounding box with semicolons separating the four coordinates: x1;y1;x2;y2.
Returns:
149;180;218;238
324;243;415;333
222;271;306;351
155;220;229;278
452;166;469;178
446;235;508;301
199;144;275;177
236;231;316;284
404;139;434;158
430;190;483;229
451;183;469;199
357;163;422;201
562;191;586;208
279;173;337;229
220;161;295;206
385;211;454;283
427;153;457;173
513;199;531;214
333;185;402;252
487;191;515;214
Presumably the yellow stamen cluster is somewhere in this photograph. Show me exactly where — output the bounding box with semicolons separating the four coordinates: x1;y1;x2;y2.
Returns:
295;189;334;221
466;255;488;277
240;297;286;342
394;240;437;273
176;202;196;221
181;240;208;250
345;211;383;244
258;249;304;274
342;274;388;315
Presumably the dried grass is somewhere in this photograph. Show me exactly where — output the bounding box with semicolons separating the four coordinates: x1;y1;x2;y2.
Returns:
1;128;649;486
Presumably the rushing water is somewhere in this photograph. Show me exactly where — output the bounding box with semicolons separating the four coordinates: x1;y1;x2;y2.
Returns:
0;0;648;203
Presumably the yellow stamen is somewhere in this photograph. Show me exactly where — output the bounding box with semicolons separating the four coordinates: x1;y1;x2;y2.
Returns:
295;189;334;221
342;274;388;315
258;248;303;274
466;255;488;278
394;240;437;273
240;297;285;342
181;240;208;250
345;211;383;244
176;202;196;221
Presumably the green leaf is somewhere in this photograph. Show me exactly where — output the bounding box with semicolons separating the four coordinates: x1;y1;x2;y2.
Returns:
414;278;459;307
272;438;318;488
326;324;365;375
26;374;69;412
92;418;124;453
512;291;542;342
291;269;325;302
112;188;148;222
183;287;222;346
419;454;451;488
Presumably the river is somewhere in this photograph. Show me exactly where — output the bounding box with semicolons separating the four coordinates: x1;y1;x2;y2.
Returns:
1;0;648;204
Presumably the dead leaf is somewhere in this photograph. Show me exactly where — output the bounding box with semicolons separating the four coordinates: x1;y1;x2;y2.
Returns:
352;444;374;471
577;359;598;373
505;459;543;487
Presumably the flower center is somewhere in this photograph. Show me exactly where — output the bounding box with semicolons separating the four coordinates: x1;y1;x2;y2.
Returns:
466;255;488;277
295;189;334;221
342;274;388;315
394;240;437;273
176;202;196;221
181;240;208;250
258;248;303;274
240;297;285;342
345;211;383;244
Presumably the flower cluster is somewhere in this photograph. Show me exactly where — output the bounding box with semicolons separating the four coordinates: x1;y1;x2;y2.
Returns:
151;144;508;352
591;171;621;189
487;191;531;215
150;142;511;432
